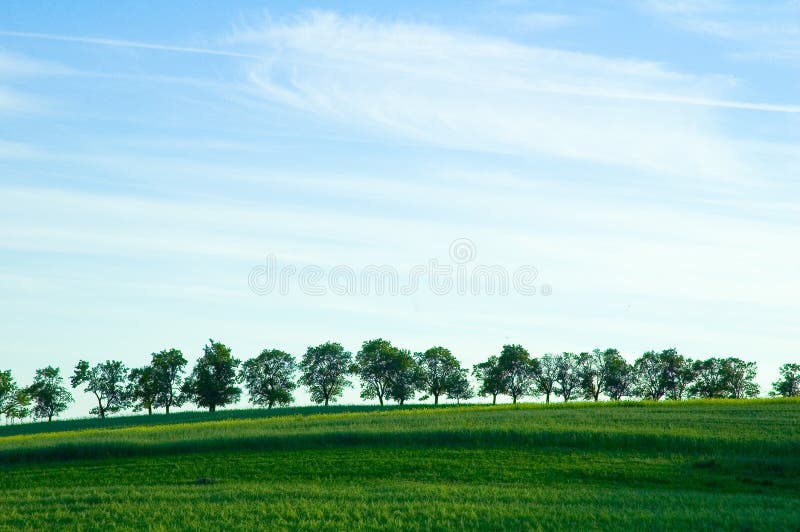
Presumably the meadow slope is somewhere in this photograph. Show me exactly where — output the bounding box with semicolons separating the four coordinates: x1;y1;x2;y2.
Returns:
1;399;799;530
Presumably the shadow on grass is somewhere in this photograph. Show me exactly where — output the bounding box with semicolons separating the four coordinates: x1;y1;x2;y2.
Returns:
2;425;798;465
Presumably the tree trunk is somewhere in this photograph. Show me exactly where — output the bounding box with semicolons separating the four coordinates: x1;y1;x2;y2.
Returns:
378;396;383;406
546;393;550;404
209;404;216;413
148;405;152;415
166;404;170;415
434;394;439;405
48;414;52;422
512;395;517;404
324;397;329;407
492;394;497;405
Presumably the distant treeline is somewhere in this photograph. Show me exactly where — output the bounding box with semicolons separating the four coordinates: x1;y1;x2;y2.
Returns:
1;340;798;422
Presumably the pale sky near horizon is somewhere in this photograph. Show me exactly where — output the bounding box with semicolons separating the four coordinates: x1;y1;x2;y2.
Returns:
1;1;798;419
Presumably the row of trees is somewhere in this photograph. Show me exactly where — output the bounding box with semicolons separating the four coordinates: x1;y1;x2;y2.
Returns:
2;340;798;423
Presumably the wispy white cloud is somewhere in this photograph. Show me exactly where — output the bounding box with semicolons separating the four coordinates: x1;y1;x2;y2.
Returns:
0;86;37;112
0;50;66;112
643;0;800;60
1;179;798;310
515;12;575;31
0;30;260;59
229;11;795;183
0;140;39;158
0;49;73;76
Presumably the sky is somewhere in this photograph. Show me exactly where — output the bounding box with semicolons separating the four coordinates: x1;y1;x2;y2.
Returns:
1;0;798;419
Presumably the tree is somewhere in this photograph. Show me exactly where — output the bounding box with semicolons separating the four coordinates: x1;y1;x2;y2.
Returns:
688;358;726;398
182;340;242;412
1;371;30;424
27;366;73;422
579;348;620;402
0;370;18;420
299;342;352;406
604;353;634;401
689;357;758;399
720;357;759;399
473;356;506;405
128;366;159;415
71;360;131;418
536;353;559;404
240;349;297;409
416;347;464;406
633;350;669;401
448;369;474;404
662;349;696;401
555;352;582;402
498;344;540;404
4;389;31;423
354;338;404;406
771;363;800;397
633;348;694;401
388;349;422;405
151;348;187;414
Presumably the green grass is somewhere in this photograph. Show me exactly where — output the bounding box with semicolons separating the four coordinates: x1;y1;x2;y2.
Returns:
1;399;799;530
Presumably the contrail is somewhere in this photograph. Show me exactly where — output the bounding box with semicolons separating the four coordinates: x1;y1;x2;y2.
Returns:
2;30;797;114
0;30;260;59
523;84;800;113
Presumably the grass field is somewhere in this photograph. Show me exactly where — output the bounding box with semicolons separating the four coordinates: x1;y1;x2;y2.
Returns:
1;399;799;530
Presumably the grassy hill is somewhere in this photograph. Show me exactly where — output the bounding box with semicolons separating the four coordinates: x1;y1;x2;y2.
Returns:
1;399;799;530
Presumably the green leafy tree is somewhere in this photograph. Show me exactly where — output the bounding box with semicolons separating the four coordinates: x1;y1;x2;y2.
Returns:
354;338;404;406
128;366;159;415
27;366;73;422
0;370;18;420
472;356;506;405
415;346;464;406
240;349;297;409
633;348;695;401
720;357;759;398
662;350;696;401
0;371;30;423
771;363;800;397
498;344;540;404
4;389;31;423
689;357;758;399
71;360;131;418
536;353;559;404
604;353;634;400
688;358;726;398
151;348;187;414
448;369;474;404
555;352;582;402
182;340;241;412
579;348;621;401
388;349;422;405
299;342;352;406
633;350;670;400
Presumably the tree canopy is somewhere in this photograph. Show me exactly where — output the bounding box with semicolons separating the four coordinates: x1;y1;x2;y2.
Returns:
415;347;464;406
71;360;131;418
299;342;352;407
181;340;241;412
497;344;540;404
27;366;73;422
241;349;297;409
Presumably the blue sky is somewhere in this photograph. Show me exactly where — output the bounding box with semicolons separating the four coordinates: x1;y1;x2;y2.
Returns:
1;1;798;418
